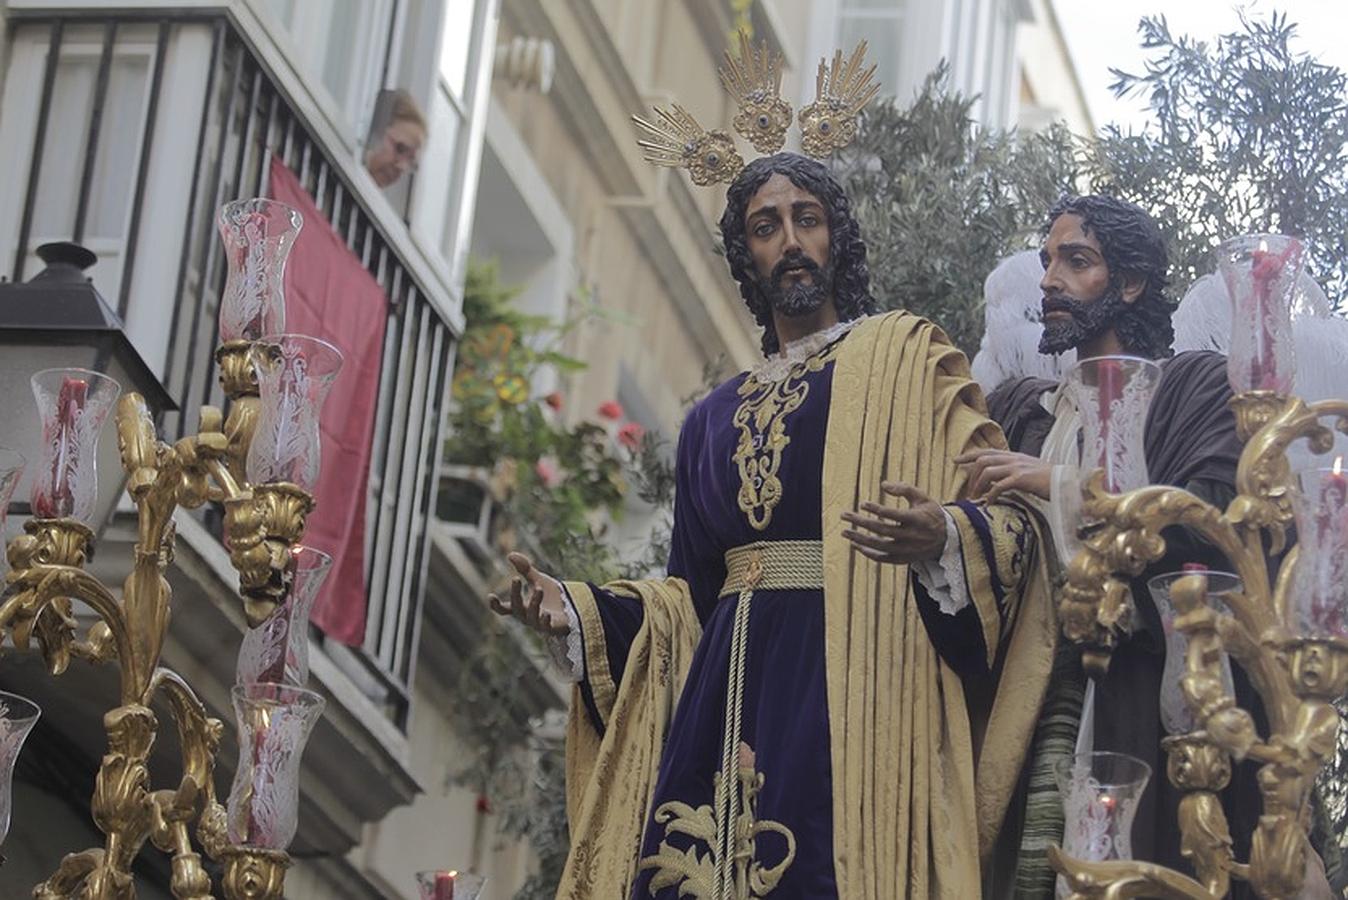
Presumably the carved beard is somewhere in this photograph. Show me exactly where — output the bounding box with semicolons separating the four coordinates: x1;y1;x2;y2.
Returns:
1039;284;1131;355
758;251;834;318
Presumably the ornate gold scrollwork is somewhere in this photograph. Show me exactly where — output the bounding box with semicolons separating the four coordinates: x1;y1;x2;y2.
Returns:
1047;845;1218;899
1164;733;1237;896
215;340;260;399
7;374;308;897
220;847;290;900
225;482;313;626
1051;391;1348;898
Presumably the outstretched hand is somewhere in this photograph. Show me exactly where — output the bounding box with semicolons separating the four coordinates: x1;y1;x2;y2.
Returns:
841;481;946;564
487;552;570;636
954;448;1052;502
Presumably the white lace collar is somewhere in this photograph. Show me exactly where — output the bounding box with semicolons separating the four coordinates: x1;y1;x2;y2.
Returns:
749;317;865;383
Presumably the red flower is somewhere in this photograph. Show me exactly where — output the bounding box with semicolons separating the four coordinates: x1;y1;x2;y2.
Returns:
476;793;492;814
535;458;560;487
598;400;624;421
544;391;563;411
617;421;645;451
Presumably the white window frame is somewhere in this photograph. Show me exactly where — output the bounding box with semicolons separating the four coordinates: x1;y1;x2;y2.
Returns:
0;23;158;298
249;0;396;143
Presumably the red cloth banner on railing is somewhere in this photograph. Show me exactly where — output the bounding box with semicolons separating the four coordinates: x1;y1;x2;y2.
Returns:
269;158;387;646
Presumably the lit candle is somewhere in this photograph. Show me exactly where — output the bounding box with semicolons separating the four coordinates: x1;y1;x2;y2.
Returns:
1096;358;1122;491
1247;238;1295;391
35;376;88;518
435;871;456;900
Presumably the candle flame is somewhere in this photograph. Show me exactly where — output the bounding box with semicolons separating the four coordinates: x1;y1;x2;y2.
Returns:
1335;457;1344;477
1258;238;1268;253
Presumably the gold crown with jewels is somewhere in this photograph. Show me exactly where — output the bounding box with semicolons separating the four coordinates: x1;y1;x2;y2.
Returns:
633;30;880;187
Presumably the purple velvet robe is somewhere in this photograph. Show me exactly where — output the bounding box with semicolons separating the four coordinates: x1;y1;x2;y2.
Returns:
573;348;993;899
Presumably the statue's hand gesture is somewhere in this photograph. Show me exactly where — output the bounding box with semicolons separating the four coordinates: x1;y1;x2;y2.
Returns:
841;481;947;564
954;448;1051;502
487;552;570;636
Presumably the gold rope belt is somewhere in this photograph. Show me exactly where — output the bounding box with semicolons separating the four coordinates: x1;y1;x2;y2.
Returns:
719;540;824;597
712;539;822;897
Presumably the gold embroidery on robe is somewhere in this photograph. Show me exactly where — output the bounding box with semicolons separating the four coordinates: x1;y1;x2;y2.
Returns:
733;347;837;531
638;744;797;899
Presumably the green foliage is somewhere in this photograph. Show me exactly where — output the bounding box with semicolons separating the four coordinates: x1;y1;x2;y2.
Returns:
1078;13;1348;308
446;261;631;582
839;64;1080;355
445;262;680;897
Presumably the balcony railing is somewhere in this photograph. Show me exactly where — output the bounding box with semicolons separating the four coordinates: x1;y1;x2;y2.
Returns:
2;10;455;728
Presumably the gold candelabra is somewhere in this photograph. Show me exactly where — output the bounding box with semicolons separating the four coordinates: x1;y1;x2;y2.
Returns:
0;197;336;899
1051;388;1348;899
0;348;310;899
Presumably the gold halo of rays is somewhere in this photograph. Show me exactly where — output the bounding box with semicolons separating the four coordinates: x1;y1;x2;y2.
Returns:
631;30;881;187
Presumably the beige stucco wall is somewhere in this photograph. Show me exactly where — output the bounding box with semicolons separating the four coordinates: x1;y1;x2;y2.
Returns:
1016;0;1094;135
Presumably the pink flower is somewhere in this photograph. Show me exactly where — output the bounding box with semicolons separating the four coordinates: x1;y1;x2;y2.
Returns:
617;421;645;451
535;458;559;487
598;400;624;421
544;391;563;411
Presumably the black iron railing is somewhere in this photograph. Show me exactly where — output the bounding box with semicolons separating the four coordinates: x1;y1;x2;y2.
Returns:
4;12;454;728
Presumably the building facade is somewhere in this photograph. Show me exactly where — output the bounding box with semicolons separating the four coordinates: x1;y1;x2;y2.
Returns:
0;1;1093;898
0;0;503;897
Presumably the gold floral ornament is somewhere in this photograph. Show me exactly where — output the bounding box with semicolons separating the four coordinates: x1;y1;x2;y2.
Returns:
720;30;792;155
633;104;744;186
798;41;880;158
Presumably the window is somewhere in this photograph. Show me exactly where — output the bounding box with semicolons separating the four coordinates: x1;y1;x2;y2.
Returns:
836;0;906;92
441;2;476;102
259;0;395;135
2;24;158;300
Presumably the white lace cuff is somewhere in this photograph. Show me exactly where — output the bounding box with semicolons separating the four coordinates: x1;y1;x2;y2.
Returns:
912;509;971;616
543;586;585;683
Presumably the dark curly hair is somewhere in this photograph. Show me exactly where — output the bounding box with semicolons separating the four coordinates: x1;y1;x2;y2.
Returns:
720;153;877;356
1045;194;1175;359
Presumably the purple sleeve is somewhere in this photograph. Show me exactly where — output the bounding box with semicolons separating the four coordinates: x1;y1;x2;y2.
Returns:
574;403;722;733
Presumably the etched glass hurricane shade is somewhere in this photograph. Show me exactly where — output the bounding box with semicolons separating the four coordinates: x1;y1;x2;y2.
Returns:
1053;751;1151;899
0;691;40;848
1147;570;1241;734
225;683;325;850
29;369;120;522
236;546;333;686
1289;462;1348;639
1218;234;1303;395
1065;356;1162;494
245;335;344;491
217;199;303;342
416;870;487;900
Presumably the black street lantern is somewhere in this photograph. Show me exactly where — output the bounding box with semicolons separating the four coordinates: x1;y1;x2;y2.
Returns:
0;242;176;534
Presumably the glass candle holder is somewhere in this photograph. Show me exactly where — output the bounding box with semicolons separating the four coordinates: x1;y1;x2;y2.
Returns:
1218;234;1303;394
0;691;40;848
245;335;344;491
1065;356;1162;493
29;369;121;522
218;199;303;342
236;546;332;687
1147;569;1241;734
225;682;325;850
1289;461;1348;638
1054;751;1152;898
416;871;487;900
